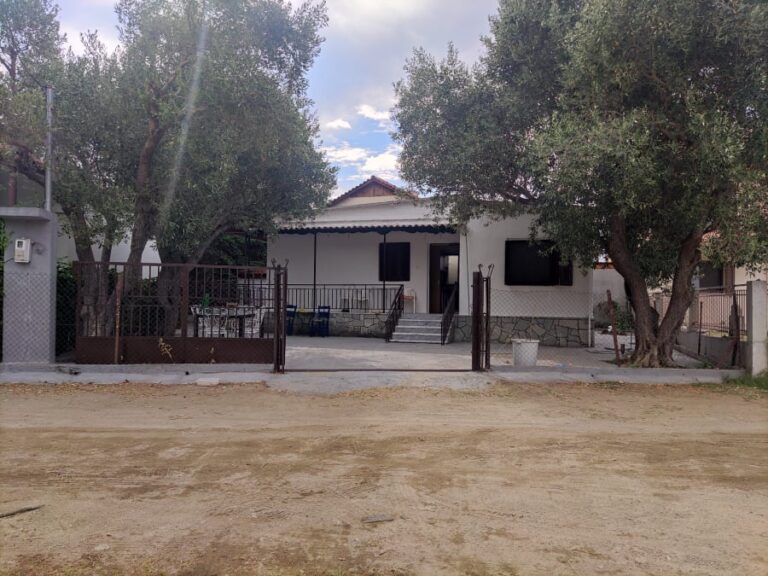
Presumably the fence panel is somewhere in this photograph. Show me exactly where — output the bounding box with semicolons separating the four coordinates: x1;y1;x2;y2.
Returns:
74;262;278;364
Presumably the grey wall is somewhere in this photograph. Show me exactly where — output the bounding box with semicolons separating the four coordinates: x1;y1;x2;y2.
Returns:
1;208;58;364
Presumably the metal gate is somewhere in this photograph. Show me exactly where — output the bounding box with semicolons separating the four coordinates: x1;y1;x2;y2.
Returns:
74;262;287;368
471;269;491;371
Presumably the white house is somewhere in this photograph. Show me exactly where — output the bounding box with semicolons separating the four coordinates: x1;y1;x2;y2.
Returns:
268;176;594;346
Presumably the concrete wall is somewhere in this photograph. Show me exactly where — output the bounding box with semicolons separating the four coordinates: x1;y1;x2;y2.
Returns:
459;216;593;319
1;208;58;363
676;331;746;368
268;231;459;314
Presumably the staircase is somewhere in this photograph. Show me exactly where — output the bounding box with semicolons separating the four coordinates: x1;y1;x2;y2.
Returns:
389;314;443;344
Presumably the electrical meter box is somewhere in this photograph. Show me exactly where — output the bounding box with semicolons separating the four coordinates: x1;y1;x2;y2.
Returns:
14;238;31;263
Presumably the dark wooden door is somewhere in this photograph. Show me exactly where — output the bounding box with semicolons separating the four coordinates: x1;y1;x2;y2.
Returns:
429;244;460;314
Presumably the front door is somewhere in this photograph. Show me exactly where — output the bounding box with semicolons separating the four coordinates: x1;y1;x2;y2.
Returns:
429;243;460;314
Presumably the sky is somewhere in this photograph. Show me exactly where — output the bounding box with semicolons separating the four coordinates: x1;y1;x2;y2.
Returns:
56;0;499;196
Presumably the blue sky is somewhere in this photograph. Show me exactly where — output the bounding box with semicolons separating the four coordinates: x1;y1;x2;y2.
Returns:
56;0;499;196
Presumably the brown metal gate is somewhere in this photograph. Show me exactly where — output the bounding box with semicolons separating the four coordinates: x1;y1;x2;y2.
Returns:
74;262;286;367
471;269;491;371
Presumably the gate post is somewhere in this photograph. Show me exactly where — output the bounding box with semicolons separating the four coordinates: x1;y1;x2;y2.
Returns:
746;280;767;376
273;266;287;373
484;275;491;370
471;271;483;371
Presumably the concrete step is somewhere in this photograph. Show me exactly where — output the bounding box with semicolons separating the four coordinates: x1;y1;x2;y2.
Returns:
401;314;442;320
394;325;442;334
398;318;442;327
390;332;443;343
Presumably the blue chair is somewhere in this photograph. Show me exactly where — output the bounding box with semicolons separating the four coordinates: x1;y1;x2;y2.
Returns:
286;304;297;336
309;306;331;337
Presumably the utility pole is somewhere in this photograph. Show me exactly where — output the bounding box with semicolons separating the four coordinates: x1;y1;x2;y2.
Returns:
45;86;53;212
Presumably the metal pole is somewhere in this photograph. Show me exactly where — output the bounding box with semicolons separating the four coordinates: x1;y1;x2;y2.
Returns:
607;290;620;365
382;231;387;312
312;232;317;310
45;86;53;212
471;271;482;371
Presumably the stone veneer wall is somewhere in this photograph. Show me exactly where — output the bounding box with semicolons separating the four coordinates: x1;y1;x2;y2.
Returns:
453;315;590;347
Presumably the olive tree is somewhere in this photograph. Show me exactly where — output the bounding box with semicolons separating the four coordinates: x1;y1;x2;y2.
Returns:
394;0;767;366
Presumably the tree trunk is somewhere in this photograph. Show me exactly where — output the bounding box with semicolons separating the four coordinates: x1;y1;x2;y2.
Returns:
608;214;703;367
156;265;183;338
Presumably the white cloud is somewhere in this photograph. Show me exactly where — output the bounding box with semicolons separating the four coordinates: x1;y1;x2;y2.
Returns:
61;24;120;55
321;142;370;165
326;0;434;37
324;118;352;130
360;145;400;176
356;104;391;122
321;142;402;183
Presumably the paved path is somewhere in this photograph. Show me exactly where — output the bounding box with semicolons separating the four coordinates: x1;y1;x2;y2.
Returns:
0;336;742;389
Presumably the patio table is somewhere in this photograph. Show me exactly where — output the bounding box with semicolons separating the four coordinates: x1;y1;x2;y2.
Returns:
192;306;258;338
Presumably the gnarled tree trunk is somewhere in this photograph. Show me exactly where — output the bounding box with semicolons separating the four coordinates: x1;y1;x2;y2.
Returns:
608;214;703;367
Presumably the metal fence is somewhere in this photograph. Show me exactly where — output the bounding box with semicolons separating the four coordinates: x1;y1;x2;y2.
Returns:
74;262;282;364
648;286;748;336
286;284;402;312
696;287;747;335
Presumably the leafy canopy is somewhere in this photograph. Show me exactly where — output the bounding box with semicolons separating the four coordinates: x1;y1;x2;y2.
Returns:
394;0;768;283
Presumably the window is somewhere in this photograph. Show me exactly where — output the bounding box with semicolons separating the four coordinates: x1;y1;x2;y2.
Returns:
504;240;573;286
379;242;410;282
697;262;723;289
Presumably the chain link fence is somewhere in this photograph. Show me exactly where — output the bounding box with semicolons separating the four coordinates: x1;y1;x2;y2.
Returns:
0;257;77;363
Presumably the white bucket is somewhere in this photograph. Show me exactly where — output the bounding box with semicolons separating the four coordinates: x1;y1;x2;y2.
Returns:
512;338;539;367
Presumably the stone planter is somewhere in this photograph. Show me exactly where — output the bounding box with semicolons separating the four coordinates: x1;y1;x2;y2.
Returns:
512;338;539;367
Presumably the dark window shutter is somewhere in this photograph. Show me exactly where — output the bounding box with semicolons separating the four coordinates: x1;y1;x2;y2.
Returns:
505;240;572;286
379;243;410;282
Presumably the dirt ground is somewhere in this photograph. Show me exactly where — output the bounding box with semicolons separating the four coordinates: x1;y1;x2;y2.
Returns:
1;380;767;576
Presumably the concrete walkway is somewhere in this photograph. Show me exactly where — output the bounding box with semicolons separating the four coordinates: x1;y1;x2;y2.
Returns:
0;335;743;390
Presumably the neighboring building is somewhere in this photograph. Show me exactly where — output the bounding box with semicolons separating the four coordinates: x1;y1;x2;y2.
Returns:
268;176;594;345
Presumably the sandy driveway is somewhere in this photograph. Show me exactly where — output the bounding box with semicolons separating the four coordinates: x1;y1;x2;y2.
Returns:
1;381;767;575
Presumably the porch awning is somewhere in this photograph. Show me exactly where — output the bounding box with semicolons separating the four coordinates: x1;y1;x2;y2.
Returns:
279;223;457;235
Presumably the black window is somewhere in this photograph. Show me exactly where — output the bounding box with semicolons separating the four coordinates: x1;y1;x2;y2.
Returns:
379;242;410;282
504;240;573;286
697;262;723;289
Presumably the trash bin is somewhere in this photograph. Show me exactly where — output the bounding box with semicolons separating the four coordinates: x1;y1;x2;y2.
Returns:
512;338;539;367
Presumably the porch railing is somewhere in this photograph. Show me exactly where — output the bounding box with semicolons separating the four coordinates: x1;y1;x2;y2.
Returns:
384;285;405;342
287;284;402;313
441;283;459;345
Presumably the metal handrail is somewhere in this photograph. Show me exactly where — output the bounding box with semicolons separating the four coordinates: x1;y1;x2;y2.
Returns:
384;285;405;342
286;284;401;312
441;283;459;345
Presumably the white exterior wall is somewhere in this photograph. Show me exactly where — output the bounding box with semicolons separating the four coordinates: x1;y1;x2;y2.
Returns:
593;268;627;306
735;267;768;286
459;215;593;318
269;231;459;313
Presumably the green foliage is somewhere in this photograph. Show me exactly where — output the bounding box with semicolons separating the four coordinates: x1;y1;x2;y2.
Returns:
0;0;63;187
531;0;767;282
394;0;767;364
395;0;767;274
55;33;135;253
116;0;336;263
3;0;335;266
